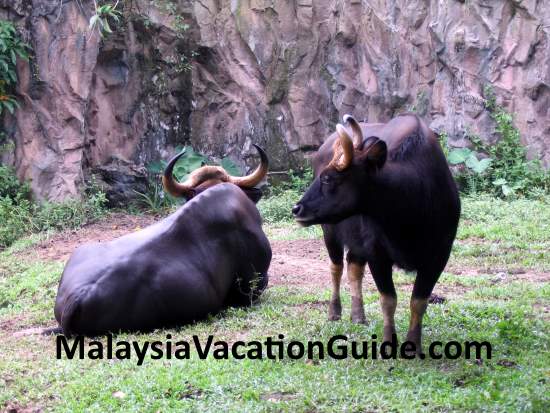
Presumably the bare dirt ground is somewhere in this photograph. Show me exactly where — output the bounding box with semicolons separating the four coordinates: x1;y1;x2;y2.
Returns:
3;212;549;337
28;213;159;262
26;213;550;294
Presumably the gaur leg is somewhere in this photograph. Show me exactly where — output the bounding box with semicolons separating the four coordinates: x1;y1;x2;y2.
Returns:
323;225;344;321
368;255;396;343
329;262;344;320
347;253;367;324
406;269;442;354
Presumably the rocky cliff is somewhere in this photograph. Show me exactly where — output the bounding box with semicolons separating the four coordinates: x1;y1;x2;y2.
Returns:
1;0;548;202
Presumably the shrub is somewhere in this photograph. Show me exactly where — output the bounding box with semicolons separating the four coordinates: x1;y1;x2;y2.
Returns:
0;168;107;248
444;89;549;198
30;192;107;233
0;19;30;115
0;165;30;201
138;146;242;213
258;189;301;224
89;1;122;37
259;168;313;224
0;196;32;247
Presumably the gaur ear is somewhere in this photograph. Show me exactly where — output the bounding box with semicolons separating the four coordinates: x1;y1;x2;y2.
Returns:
241;187;263;204
358;137;387;169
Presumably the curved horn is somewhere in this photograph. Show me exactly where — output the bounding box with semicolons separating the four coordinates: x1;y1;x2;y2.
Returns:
330;124;354;171
229;144;269;188
162;149;194;198
343;114;363;148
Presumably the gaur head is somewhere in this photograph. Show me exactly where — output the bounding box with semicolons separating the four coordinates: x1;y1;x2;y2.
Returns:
163;144;269;203
292;115;387;226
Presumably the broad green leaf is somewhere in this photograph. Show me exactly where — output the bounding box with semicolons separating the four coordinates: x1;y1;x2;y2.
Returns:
472;158;492;174
502;184;514;197
465;153;480;170
493;178;507;186
447;148;472;165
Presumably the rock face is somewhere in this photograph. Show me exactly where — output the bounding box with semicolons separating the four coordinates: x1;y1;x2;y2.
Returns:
0;0;548;201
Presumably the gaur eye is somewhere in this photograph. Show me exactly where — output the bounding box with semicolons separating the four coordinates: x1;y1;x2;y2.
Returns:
321;175;331;185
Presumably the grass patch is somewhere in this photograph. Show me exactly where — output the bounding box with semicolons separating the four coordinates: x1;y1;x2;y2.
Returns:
0;284;548;411
262;193;550;271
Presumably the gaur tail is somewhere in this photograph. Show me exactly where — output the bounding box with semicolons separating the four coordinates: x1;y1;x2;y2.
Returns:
41;326;63;335
58;287;86;337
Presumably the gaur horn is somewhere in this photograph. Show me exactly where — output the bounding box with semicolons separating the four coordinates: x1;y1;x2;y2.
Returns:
229;144;269;188
162;149;194;198
343;114;363;148
329;124;354;171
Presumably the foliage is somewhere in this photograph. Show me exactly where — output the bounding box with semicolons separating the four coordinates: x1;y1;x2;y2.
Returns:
150;0;190;39
278;167;314;194
437;131;450;158
258;189;301;224
0;165;31;201
0;167;107;248
135;147;242;213
0;196;32;249
133;182;175;214
89;0;122;37
259;168;313;223
447;146;494;194
0;19;30;115
444;90;549;198
30;192;107;233
147;147;208;182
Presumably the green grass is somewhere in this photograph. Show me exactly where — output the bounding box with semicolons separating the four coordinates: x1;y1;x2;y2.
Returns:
1;195;549;412
260;192;550;271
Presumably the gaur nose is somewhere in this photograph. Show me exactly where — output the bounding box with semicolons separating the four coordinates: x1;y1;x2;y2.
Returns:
292;203;303;217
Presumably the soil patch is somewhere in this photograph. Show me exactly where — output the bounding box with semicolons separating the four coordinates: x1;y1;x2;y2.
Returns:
14;213;550;294
29;213;158;262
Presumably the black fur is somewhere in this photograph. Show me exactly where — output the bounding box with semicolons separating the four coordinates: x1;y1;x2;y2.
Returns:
54;184;271;336
293;114;460;342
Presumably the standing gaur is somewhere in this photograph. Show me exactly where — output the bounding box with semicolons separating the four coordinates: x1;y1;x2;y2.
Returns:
292;113;460;353
53;145;271;336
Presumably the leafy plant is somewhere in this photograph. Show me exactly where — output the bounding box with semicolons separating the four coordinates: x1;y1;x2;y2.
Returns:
0;196;32;247
147;147;241;183
133;182;175;213
259;168;313;223
437;131;450;158
258;189;301;224
266;167;313;197
0;167;107;248
444;87;549;198
0;19;30;115
0;165;31;201
137;147;243;212
447;148;492;175
89;0;122;37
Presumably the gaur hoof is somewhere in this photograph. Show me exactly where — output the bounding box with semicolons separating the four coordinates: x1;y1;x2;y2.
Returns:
328;300;342;321
382;326;397;344
351;296;366;324
351;313;366;324
402;344;424;358
404;330;424;358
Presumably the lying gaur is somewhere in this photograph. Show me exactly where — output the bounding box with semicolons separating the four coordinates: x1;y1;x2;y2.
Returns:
292;113;460;353
53;145;271;336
